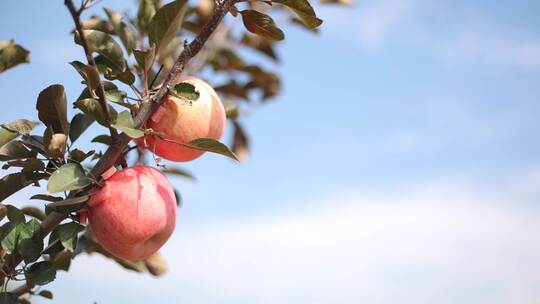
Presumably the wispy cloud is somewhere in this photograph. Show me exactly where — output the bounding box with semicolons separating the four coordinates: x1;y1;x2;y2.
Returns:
321;0;540;68
56;170;540;304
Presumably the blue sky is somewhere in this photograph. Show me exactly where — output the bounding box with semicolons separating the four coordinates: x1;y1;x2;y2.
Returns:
1;0;540;303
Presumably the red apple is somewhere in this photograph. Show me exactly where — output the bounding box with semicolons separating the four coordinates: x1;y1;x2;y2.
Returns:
87;166;177;261
138;76;226;162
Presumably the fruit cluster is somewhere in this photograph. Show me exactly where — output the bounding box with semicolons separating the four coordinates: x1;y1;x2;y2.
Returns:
87;77;226;260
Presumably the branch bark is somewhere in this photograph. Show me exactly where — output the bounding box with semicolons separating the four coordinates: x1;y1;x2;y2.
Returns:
64;0;127;168
3;0;236;295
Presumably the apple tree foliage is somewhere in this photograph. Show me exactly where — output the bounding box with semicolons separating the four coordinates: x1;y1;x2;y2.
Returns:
0;0;348;302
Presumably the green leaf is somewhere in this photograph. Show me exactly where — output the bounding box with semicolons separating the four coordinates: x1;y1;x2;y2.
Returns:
105;89;128;103
26;261;56;286
104;8;136;54
69;113;94;143
47;163;91;193
1;119;38;135
0;172;47;203
0;40;29;73
18;219;44;263
74;30;125;71
170;83;200;101
47;195;89;213
77;81;126;103
0;129;17;147
91;134;112;145
148;0;188;54
184;138;239;161
0;292;18;304
21;207;46;221
69;60;87;80
162;167;196;180
137;0;158;34
84;64;102;93
69;149;95;163
6;205;25;224
0;205;6;221
74;98;118;127
133;45;156;73
112;111;144;138
38;290;53;300
30;194;62;202
58;222;84;252
1;222;18;253
36;84;69;135
240;10;285;41
272;0;323;29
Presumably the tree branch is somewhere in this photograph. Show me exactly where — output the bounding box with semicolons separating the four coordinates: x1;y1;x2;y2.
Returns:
3;0;236;295
64;0;127;168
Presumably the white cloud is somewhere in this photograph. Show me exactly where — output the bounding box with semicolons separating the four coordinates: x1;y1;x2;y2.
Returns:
321;1;540;68
48;172;540;304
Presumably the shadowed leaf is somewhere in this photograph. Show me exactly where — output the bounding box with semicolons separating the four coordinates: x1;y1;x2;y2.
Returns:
69;113;94;143
184;138;238;161
0;172;47;203
36;84;69;135
25;261;56;286
272;0;323;29
47;195;89;213
240;10;284;41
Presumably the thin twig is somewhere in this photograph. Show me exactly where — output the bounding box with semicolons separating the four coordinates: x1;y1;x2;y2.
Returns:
64;0;127;168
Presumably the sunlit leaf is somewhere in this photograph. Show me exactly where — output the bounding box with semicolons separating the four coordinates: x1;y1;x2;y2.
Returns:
170;83;199;101
58;222;84;252
104;8;136;54
74;98;118;127
112;111;144;139
1;119;38;135
148;0;188;54
47;163;91;193
0;40;30;73
74;30;125;71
